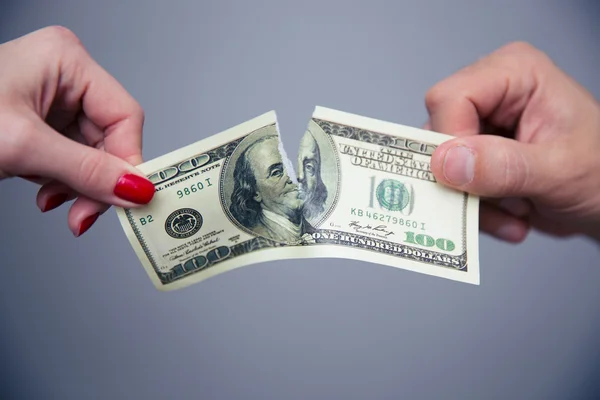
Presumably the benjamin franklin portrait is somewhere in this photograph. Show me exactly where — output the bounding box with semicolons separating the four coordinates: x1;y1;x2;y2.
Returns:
297;128;328;221
228;133;315;244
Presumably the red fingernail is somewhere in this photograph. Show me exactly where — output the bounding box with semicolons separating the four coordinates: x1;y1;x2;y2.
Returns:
77;212;100;237
114;174;155;204
42;193;68;212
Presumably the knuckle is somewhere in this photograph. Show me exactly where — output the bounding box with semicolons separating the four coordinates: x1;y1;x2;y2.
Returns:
500;40;539;55
500;146;529;195
31;26;84;62
424;83;448;112
40;25;82;46
76;150;107;189
496;41;552;69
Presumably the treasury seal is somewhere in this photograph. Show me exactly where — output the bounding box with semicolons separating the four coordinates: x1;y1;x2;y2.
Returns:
164;208;203;239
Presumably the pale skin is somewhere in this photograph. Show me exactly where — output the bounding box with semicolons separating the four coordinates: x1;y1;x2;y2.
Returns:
0;26;155;236
1;28;599;244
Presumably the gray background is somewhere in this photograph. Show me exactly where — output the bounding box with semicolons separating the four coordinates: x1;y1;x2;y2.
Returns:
1;0;599;399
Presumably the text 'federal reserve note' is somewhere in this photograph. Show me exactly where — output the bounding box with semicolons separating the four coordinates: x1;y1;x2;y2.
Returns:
115;106;480;291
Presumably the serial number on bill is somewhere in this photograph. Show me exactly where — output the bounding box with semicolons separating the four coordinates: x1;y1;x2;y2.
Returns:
350;208;425;230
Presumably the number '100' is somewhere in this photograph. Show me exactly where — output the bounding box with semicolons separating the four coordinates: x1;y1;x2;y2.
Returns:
404;231;456;252
170;246;231;277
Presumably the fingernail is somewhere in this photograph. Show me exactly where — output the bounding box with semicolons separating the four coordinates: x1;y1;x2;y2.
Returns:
42;193;68;212
443;145;475;186
496;223;528;243
498;198;531;218
114;174;155;204
76;212;100;237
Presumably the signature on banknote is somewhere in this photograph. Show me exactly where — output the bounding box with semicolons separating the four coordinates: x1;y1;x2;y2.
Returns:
349;221;395;238
116;106;480;290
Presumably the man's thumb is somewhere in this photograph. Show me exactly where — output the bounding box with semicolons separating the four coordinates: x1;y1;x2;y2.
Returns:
431;135;561;198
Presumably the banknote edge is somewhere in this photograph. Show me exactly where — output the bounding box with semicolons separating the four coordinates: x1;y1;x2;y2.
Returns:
147;240;480;292
114;110;281;290
116;111;324;290
115;206;165;289
151;107;481;290
313;106;455;145
311;105;481;284
132;110;279;176
274;115;299;184
115;107;481;290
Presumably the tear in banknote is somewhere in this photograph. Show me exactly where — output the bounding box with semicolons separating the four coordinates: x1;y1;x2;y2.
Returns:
115;107;480;291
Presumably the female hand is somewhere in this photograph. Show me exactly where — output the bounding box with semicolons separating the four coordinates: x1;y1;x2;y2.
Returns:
0;26;155;236
424;41;600;244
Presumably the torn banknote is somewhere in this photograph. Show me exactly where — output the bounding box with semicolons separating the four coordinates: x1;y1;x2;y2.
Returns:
116;106;480;291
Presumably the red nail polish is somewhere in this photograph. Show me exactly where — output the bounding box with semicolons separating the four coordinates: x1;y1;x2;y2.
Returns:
114;174;155;204
77;212;100;237
42;193;68;212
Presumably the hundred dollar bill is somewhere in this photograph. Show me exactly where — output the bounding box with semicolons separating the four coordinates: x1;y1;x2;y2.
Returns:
116;106;480;291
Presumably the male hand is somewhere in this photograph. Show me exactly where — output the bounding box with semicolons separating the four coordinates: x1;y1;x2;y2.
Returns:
424;42;600;243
